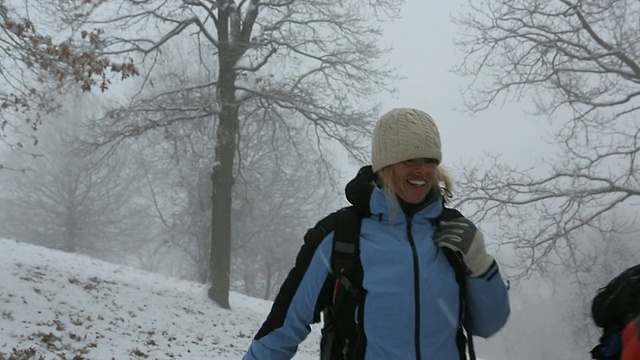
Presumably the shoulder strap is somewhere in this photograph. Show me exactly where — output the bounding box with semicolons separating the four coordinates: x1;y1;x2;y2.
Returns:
320;206;367;360
331;207;365;300
436;207;476;360
311;206;365;321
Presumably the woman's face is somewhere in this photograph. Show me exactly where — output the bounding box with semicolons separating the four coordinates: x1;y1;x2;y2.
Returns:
391;158;438;204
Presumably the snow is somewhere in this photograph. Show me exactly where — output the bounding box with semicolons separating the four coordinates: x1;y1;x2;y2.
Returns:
0;238;487;360
0;238;320;359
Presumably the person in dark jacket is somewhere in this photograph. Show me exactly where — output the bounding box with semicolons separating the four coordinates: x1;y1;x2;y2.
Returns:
243;108;510;359
590;264;640;360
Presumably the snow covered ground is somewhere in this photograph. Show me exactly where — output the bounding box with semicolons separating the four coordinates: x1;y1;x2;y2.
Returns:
0;238;321;359
0;238;487;360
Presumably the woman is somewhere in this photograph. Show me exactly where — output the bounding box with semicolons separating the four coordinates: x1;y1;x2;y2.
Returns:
243;108;510;359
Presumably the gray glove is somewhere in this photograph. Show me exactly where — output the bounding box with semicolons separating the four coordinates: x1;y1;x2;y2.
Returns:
434;217;494;277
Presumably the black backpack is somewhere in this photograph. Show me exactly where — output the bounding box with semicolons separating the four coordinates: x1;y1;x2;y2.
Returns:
590;264;640;360
306;165;476;360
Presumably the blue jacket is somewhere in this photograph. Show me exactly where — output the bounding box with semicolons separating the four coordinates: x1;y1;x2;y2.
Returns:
244;188;510;359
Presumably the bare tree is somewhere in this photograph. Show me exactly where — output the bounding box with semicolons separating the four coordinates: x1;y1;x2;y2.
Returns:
0;93;153;261
451;0;640;278
232;114;341;299
0;0;137;157
112;44;344;294
53;0;399;308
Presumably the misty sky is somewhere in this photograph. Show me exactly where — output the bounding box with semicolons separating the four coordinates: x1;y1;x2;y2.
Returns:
378;1;551;170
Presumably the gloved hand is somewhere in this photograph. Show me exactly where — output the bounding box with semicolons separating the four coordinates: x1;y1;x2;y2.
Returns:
434;217;494;277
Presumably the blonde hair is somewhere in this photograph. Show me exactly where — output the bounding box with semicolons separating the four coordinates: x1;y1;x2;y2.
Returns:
436;166;454;202
376;164;454;212
375;167;401;220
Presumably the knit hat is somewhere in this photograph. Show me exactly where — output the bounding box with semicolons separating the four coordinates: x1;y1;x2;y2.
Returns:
371;108;442;172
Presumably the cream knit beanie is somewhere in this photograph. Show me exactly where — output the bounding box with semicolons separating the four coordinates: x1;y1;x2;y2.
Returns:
371;108;442;172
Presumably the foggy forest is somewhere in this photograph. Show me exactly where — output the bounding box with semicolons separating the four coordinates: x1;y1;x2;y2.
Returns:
1;0;639;359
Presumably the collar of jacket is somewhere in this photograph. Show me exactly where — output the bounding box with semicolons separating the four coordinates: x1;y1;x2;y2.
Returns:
369;187;443;224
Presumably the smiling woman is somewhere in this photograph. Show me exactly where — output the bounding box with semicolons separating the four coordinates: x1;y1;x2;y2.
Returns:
243;108;510;360
390;158;439;204
371;108;450;207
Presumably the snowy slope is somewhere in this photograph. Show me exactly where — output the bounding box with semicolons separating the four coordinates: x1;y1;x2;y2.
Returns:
0;238;321;359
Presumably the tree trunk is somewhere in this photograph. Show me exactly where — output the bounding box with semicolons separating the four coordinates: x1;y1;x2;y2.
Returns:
208;98;237;309
64;182;78;253
264;263;272;300
208;5;239;308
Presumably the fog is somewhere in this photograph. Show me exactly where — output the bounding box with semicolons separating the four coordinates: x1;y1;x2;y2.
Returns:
1;1;639;359
376;1;550;164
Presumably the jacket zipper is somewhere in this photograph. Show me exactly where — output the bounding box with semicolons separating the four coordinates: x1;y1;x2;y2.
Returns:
406;216;422;360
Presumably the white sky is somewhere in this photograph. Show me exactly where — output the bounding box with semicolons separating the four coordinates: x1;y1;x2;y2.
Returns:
377;1;551;169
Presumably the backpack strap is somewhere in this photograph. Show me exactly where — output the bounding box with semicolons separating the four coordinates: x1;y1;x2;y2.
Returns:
321;206;367;360
331;207;365;300
437;207;477;360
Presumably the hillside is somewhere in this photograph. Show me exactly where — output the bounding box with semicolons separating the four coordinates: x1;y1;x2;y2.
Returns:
0;238;320;359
